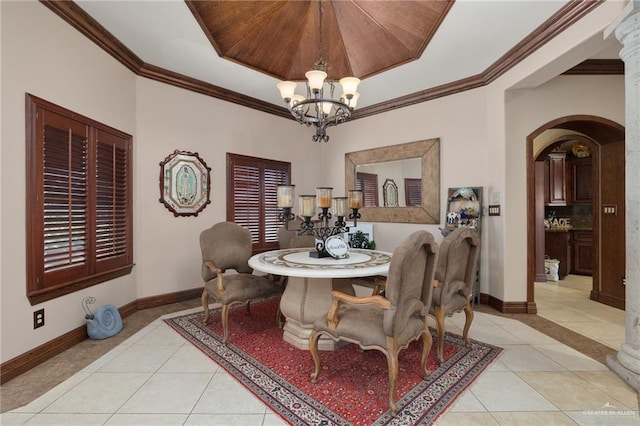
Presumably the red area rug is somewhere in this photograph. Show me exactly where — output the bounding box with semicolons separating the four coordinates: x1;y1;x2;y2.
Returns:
165;299;501;425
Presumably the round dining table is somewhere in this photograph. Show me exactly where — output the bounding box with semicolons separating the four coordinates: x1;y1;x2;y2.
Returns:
249;247;392;350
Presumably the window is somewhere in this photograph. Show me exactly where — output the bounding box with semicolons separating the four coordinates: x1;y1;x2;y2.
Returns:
227;153;291;252
405;178;422;206
26;94;133;305
356;172;379;207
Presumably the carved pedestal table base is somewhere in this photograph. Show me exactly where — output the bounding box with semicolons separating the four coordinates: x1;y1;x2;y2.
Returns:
249;248;391;351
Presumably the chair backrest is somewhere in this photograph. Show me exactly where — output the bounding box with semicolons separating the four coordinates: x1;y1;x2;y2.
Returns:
200;222;253;282
278;226;316;249
383;230;438;337
435;227;480;297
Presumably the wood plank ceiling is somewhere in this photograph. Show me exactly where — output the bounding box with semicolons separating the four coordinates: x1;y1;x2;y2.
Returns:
186;0;454;81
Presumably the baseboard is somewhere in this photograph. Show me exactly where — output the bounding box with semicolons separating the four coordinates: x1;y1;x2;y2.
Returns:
486;294;530;314
0;324;88;384
0;286;203;384
591;292;625;310
136;287;203;310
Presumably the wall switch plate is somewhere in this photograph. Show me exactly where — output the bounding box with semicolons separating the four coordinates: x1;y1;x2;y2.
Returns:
488;205;501;216
603;204;617;215
34;309;45;329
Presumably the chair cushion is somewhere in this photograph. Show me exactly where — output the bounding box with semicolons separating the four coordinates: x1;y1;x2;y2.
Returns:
205;274;282;305
313;304;424;348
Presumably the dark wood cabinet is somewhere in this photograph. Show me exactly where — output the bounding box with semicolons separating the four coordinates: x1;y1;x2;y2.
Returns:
545;231;570;279
571;230;593;275
545;152;567;206
568;157;593;205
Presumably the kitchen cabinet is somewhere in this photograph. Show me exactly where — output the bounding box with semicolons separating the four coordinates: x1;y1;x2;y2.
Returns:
571;230;593;275
568;157;593;205
545;230;570;279
545;152;567;206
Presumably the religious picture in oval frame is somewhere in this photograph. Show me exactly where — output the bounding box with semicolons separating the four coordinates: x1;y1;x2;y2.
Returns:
159;150;211;217
383;178;399;207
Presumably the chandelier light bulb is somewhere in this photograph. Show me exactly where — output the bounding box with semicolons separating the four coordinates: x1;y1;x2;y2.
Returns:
290;94;305;108
321;101;333;115
347;92;360;109
277;81;298;102
339;77;360;97
306;70;327;92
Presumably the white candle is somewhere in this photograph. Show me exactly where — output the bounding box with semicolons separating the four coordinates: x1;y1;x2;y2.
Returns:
278;194;292;208
299;196;316;217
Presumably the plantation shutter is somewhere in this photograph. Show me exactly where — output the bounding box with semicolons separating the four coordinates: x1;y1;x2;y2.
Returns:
95;130;131;271
27;94;134;304
264;167;289;244
356;172;379;207
227;154;290;251
41;115;89;285
405;178;422;206
231;162;261;244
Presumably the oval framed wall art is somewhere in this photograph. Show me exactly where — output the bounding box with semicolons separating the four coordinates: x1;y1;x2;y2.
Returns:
159;150;211;217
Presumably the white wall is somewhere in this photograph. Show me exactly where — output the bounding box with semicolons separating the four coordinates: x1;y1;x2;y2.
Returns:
502;75;624;302
133;78;316;298
1;1;137;361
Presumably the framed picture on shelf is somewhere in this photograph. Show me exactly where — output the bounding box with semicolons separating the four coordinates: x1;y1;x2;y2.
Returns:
345;223;374;249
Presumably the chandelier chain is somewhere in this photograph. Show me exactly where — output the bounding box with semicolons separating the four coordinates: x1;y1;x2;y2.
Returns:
318;0;324;63
276;0;360;142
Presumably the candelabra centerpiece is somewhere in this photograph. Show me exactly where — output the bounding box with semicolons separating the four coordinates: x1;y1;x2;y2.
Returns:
277;185;362;258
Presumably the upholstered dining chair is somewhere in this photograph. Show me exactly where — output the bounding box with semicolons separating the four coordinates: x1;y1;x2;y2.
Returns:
278;226;316;249
430;227;480;364
308;230;438;416
200;222;282;344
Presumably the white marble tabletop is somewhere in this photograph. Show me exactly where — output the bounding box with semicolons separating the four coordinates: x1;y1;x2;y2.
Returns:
249;248;392;279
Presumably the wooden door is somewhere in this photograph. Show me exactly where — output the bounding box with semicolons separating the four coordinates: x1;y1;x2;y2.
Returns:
596;140;625;309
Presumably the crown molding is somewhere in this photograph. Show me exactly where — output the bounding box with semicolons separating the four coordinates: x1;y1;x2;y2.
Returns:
41;0;607;122
562;59;624;75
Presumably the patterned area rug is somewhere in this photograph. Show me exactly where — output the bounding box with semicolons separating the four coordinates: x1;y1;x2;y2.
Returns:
165;299;502;425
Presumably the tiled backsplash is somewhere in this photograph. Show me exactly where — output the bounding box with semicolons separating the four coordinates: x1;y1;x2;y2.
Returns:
545;205;593;230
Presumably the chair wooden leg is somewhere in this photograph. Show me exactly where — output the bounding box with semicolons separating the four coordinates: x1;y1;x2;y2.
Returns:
385;336;399;416
309;331;322;384
202;289;210;325
420;320;433;378
435;306;445;365
221;304;230;344
462;301;474;348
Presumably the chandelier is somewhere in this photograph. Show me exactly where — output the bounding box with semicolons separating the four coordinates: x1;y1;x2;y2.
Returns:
276;1;360;143
277;185;362;258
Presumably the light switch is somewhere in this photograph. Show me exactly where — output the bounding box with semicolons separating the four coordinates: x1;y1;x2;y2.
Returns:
488;205;501;216
603;204;617;215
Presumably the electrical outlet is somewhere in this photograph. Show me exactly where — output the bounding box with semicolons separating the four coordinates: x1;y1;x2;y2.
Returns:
33;309;45;329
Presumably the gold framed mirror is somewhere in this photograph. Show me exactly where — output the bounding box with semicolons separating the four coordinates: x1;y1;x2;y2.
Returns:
345;138;440;223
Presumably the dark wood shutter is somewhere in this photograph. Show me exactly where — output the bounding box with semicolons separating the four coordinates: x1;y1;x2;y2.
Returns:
41;114;90;285
94;130;132;272
227;154;290;251
356;172;379;207
405;178;422;206
26;94;133;305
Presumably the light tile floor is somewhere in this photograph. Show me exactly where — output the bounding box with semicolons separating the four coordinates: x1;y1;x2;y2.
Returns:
535;274;626;350
1;285;638;426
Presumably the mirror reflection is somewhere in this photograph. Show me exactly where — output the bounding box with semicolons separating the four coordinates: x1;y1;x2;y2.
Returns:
355;158;422;207
345;138;440;224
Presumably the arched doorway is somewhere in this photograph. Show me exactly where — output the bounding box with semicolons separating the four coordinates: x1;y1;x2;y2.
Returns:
526;115;625;311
